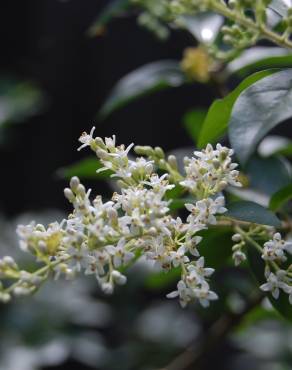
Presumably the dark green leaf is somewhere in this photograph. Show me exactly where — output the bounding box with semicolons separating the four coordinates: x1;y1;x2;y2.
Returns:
197;69;276;148
57;157;112;180
227;47;292;77
182;109;207;144
99;60;185;118
226;201;281;227
169;197;195;211
246;155;292;196
269;184;292;211
229;69;292;165
145;267;181;290
198;228;233;269
0;78;43;127
87;0;130;37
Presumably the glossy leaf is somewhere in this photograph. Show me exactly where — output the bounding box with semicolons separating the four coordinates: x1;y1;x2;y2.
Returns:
87;0;130;36
226;201;281;227
229;69;292;165
99;60;185;118
246;155;292;196
269;183;292;211
197;69;275;148
227;47;292;76
57;157;112;180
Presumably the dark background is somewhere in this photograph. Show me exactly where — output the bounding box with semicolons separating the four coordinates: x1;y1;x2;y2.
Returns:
0;0;219;217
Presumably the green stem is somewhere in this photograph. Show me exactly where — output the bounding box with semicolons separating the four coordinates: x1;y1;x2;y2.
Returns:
210;0;292;49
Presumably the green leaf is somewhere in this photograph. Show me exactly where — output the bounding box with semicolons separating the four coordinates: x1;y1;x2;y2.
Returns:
246;155;292;196
227;47;292;77
268;0;289;17
145;267;181;290
182;108;207;145
169;197;195;211
57;157;112;180
229;69;292;165
87;0;130;37
247;246;292;322
197;69;276;148
269;184;292;211
99;60;185;118
180;12;223;43
226;201;281;227
0;78;43;127
198;228;233;269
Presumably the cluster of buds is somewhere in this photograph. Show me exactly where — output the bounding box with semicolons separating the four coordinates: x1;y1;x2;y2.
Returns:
259;233;292;302
231;233;247;266
0;129;242;307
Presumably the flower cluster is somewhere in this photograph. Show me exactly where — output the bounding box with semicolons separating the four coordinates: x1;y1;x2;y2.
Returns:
180;143;241;198
259;233;292;302
0;129;242;307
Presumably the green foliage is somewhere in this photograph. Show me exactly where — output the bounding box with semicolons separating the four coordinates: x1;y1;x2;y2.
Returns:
99;61;185;118
197;69;276;148
57;157;112;180
226;201;281;227
269;184;292;211
229;69;292;164
182;109;207;145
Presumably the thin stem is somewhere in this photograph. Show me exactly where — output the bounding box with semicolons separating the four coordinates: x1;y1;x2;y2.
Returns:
210;0;292;49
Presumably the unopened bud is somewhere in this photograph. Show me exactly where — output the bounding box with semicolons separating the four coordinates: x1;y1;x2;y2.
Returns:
64;188;75;202
101;282;114;295
111;270;127;285
154;147;165;159
168;155;178;170
70;176;80;191
232;233;242;242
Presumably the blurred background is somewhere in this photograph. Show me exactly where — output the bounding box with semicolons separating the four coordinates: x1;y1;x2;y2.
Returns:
1;1;292;370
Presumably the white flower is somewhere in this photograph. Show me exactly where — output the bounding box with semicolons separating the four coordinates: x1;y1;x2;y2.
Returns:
262;233;291;262
187;257;214;285
183;234;202;256
106;238;135;267
170;246;189;267
260;270;291;299
232;250;246;266
77;126;96;151
185;196;226;226
167;280;192;308
192;280;218;307
67;245;90;272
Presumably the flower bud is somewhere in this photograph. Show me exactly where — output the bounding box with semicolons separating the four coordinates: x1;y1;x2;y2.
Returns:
70;176;80;192
0;292;11;303
232;233;242;242
154;147;165;159
101;282;114;295
3;256;17;269
64;188;75;202
111;270;127;285
168;155;178;170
